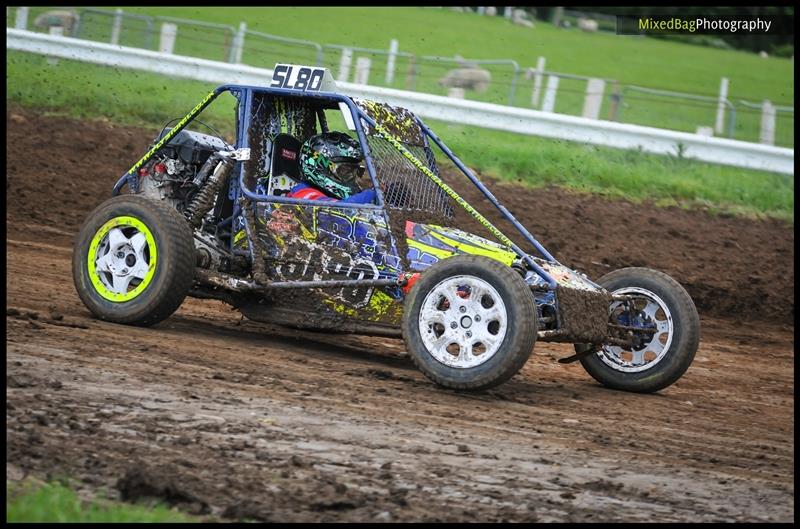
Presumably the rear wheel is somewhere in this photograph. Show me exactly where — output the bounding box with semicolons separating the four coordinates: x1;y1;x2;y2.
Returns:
402;255;537;391
576;267;700;393
72;195;195;326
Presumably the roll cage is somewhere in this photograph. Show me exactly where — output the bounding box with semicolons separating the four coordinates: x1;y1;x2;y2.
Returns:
112;83;564;290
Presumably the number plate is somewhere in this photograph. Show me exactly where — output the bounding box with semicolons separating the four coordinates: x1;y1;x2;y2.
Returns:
270;64;329;92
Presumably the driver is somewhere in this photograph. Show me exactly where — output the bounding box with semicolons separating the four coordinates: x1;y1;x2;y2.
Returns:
287;131;376;204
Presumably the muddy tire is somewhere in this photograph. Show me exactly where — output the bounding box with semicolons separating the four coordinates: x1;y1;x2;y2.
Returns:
576;267;700;393
72;194;195;326
402;255;537;391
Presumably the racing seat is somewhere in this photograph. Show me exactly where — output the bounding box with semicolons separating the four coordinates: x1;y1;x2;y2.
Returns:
266;133;302;196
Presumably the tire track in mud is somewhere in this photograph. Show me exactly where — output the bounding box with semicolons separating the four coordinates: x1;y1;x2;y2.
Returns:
6;328;793;523
5;235;794;521
7;231;793;521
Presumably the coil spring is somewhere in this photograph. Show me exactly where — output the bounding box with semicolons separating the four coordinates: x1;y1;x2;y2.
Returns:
185;158;232;228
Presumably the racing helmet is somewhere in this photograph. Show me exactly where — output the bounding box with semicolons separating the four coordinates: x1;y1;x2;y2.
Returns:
299;132;365;199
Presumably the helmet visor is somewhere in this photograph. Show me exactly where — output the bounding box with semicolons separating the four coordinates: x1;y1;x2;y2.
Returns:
333;161;365;184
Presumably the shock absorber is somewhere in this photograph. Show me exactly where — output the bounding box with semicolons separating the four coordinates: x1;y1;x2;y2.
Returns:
184;148;249;228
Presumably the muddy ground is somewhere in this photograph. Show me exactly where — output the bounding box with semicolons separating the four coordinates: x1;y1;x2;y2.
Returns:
6;109;795;522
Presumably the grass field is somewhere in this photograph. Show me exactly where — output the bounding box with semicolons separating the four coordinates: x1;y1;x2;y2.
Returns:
8;6;794;147
6;480;199;523
7;50;792;220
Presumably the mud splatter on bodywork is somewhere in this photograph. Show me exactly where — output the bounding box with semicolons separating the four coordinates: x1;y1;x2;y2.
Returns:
404;222;517;269
253;202;404;326
353;99;426;147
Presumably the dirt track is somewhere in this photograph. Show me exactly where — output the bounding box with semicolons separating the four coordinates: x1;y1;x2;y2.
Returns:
6;109;795;522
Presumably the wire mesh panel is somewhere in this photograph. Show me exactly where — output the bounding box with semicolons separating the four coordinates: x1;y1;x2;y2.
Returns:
414;56;521;107
773;111;795;148
73;9;154;49
241;31;322;70
156;17;235;62
354;98;454;221
618;87;724;137
244;93;323;193
367;137;454;221
733;100;794;148
320;45;417;90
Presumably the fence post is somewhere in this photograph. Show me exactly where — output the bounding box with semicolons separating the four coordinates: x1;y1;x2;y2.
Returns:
47;26;63;65
715;77;729;135
759;100;776;146
582;78;606;119
552;7;564;27
386;39;399;85
144;18;155;51
727;104;736;139
608;82;621;121
237;22;247;63
227;24;237;62
338;48;353;82
405;55;417;90
507;63;521;106
110;8;123;45
355;56;372;85
71;10;83;38
159;22;177;54
541;75;559;112
530;56;546;107
15;6;28;30
228;22;246;63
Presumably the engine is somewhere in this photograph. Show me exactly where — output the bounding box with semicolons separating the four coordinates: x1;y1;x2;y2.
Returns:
136;127;251;276
137;128;230;213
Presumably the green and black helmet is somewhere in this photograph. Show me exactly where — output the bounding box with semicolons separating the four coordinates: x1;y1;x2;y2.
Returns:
299;132;365;199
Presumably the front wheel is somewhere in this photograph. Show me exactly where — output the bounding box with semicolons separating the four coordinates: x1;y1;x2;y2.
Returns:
72;194;195;326
576;267;700;393
402;255;537;391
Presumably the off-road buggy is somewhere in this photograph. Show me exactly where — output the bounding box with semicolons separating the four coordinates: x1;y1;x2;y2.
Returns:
73;64;699;392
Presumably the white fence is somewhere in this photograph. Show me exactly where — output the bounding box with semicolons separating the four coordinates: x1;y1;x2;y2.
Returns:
7;29;794;175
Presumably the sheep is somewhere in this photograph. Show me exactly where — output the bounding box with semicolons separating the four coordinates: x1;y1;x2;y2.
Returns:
33;9;79;33
513;18;535;28
438;67;491;93
577;18;599;33
510;9;534;27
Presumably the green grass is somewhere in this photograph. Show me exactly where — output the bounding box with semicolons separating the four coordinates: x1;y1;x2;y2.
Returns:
6;480;200;522
105;7;792;96
6;50;793;221
6;50;239;135
19;5;788;147
436;120;793;219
